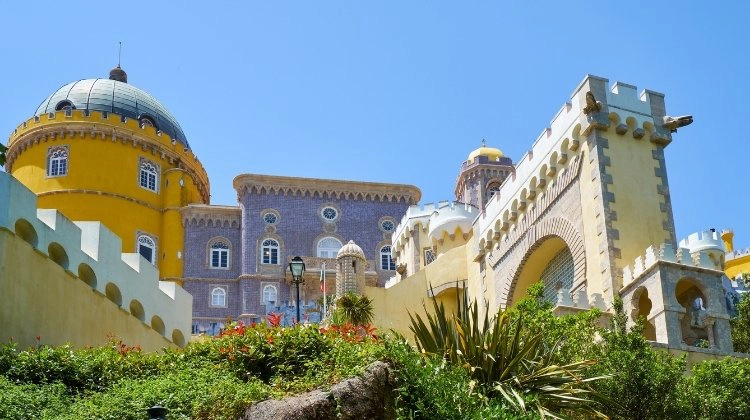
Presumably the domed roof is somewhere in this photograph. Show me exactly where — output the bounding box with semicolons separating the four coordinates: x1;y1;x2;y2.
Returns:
34;77;190;149
468;146;504;162
337;240;366;260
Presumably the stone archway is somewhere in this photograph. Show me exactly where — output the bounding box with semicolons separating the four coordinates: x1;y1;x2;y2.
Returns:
500;217;586;307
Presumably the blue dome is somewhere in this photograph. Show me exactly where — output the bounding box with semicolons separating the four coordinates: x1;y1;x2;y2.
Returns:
35;78;190;149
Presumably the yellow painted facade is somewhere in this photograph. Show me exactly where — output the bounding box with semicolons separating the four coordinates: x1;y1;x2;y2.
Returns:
6;110;209;281
0;229;176;352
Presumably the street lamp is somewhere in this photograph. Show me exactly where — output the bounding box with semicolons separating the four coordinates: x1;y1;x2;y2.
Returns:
289;256;305;324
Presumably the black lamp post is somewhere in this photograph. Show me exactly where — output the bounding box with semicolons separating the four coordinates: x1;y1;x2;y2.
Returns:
147;404;168;420
289;256;306;324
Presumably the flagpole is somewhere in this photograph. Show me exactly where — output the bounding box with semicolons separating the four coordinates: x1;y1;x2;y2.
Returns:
321;262;327;319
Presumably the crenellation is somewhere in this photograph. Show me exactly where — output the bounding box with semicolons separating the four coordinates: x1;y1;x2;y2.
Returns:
0;172;191;345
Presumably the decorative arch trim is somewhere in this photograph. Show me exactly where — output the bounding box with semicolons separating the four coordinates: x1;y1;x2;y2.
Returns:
500;216;586;307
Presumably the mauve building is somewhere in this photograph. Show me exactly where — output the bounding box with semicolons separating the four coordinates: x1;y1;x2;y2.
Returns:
181;173;420;334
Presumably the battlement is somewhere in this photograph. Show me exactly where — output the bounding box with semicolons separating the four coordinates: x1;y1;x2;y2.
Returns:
5;110;210;201
622;243;723;289
393;201;467;240
0;171;192;346
678;230;724;253
727;247;750;261
474;75;672;255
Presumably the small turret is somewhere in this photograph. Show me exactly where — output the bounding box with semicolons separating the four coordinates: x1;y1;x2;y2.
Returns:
335;240;366;297
722;229;735;253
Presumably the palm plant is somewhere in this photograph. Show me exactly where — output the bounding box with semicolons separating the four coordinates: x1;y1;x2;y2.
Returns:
408;287;606;419
0;142;7;166
335;292;374;326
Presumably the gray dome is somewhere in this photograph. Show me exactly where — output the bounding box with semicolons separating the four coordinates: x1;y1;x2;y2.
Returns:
35;78;190;149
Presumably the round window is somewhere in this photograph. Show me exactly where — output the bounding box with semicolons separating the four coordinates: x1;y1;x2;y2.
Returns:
381;220;395;232
321;207;338;221
263;213;278;224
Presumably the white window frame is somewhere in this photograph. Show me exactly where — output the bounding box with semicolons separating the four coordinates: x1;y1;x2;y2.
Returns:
209;240;230;269
262;284;278;305
261;239;280;265
47;146;69;177
210;286;227;308
139;158;160;193
137;234;156;265
317;237;343;258
380;245;396;270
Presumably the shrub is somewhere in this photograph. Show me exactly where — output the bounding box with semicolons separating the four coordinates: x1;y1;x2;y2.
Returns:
731;293;750;353
681;357;750;420
386;338;528;420
335;292;375;326
0;376;71;420
408;288;606;418
62;367;269;420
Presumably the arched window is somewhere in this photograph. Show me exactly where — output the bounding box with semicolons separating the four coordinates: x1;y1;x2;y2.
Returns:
137;234;156;265
210;287;227;307
47;146;69;177
210;240;230;269
263;284;278;305
139;159;159;192
540;248;574;304
380;245;395;270
317;237;343;258
262;239;280;265
55;100;74;112
486;182;501;201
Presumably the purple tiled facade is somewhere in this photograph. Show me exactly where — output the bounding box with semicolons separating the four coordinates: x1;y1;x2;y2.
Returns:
182;176;419;333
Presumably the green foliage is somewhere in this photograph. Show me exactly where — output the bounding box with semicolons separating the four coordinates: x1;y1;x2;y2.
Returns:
730;293;750;353
681;357;750;420
62;367;269;420
408;288;606;418
581;297;686;420
0;376;71;420
335;292;375;326
0;142;7;166
386;338;530;420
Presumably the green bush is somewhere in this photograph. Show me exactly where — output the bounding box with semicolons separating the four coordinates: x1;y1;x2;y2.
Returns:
408;286;606;418
681;357;750;420
386;339;529;420
0;376;71;420
62;367;269;420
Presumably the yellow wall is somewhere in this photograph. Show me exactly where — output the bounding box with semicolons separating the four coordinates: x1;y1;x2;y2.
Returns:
0;229;174;352
726;255;750;279
604;130;672;272
6;111;209;279
369;244;467;339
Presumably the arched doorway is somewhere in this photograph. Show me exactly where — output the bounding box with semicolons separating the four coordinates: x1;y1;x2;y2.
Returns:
675;278;709;347
510;236;574;305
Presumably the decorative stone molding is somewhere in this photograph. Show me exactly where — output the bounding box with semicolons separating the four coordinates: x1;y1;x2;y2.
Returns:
233;174;421;204
182;204;241;228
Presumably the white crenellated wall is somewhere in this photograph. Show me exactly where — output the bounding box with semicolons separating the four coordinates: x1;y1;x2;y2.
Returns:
474;75;667;255
0;171;192;347
622;242;723;288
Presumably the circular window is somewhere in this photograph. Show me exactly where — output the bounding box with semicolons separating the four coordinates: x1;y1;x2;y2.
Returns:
321;207;338;221
381;220;395;232
263;213;278;225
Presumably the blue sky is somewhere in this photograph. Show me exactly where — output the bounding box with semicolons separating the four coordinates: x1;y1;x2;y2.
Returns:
1;1;748;249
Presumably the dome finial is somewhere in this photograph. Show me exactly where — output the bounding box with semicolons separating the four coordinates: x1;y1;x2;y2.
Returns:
109;42;128;83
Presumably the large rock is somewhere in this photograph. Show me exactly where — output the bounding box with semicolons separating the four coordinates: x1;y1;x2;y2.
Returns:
241;361;396;420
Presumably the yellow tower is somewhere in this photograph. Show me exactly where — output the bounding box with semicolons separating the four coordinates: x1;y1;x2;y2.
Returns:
4;66;209;282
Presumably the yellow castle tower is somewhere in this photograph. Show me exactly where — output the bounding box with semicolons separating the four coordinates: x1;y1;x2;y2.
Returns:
4;66;209;281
